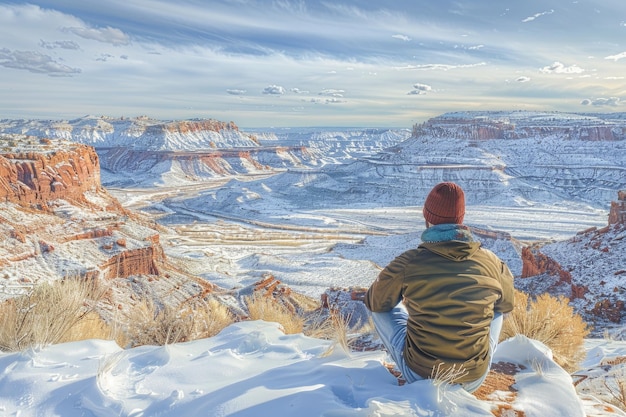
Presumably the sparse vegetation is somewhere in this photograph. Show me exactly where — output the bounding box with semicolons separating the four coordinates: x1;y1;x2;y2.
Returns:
500;290;590;372
0;277;236;351
244;292;304;334
304;310;373;354
0;277;109;351
604;367;626;411
574;357;626;412
122;296;234;347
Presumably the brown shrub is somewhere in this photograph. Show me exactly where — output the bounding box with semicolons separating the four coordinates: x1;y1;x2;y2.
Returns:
0;278;109;351
122;297;234;347
244;293;304;334
500;290;590;373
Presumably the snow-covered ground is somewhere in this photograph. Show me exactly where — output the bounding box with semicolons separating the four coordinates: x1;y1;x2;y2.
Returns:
1;321;625;417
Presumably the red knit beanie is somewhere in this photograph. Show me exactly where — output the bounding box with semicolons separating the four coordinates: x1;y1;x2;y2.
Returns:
423;182;465;225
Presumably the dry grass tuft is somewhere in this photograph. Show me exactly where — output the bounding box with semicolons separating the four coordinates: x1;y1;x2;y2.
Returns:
0;277;109;351
603;370;626;412
500;290;590;372
305;310;377;355
244;293;304;334
61;311;113;343
122;297;234;347
304;311;357;356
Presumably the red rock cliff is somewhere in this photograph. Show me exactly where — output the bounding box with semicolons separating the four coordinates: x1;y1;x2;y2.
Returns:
520;246;588;299
0;141;101;207
608;190;626;226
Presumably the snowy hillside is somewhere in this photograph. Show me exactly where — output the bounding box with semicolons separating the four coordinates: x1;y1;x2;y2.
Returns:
0;116;259;150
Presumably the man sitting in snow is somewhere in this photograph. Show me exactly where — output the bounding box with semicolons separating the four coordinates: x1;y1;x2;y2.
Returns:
365;182;515;392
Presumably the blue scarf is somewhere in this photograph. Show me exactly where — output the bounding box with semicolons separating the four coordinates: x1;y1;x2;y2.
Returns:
421;223;474;243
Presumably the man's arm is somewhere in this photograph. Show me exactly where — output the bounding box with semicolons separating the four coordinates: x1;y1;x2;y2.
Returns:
365;251;413;312
495;262;515;314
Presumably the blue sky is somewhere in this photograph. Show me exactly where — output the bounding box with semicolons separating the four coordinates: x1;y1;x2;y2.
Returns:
0;0;625;127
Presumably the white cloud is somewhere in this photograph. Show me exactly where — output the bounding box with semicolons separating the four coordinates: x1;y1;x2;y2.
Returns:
522;10;554;23
408;83;432;95
400;62;487;71
62;26;130;46
516;76;531;83
95;53;115;62
605;52;626;61
324;97;345;104
319;89;345;97
0;48;81;76
581;97;622;107
540;62;584;74
262;85;285;95
290;88;309;94
39;40;81;50
226;89;247;95
392;34;411;42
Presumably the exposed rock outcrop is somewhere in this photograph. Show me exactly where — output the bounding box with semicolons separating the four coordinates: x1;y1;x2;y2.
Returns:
0;140;100;207
519;246;588;300
608;190;626;225
100;246;160;279
521;246;572;282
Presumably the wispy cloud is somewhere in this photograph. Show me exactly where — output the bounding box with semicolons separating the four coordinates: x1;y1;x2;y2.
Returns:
399;63;487;71
516;76;531;83
522;10;555;23
39;40;80;50
324;97;346;104
605;52;626;61
319;89;345;98
227;89;247;96
392;34;411;42
61;26;130;46
581;97;623;106
0;48;81;76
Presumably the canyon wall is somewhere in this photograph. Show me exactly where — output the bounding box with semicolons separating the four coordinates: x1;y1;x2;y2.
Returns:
412;114;626;141
0;136;209;306
0;140;101;207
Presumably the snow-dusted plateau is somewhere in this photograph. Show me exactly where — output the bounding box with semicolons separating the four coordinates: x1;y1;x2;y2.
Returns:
0;110;625;416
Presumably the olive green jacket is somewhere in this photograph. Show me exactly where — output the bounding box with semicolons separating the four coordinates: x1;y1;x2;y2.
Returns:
365;240;514;383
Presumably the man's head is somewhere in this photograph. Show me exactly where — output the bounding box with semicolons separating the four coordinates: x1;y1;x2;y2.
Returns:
423;182;465;225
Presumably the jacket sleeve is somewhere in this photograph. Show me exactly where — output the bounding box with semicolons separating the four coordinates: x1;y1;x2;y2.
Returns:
364;250;412;312
495;261;515;314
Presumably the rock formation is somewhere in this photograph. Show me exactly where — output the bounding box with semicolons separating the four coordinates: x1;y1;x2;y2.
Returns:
0;138;101;208
518;190;626;332
608;190;626;225
412;112;626;141
0;134;218;315
519;245;588;300
519;190;626;301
